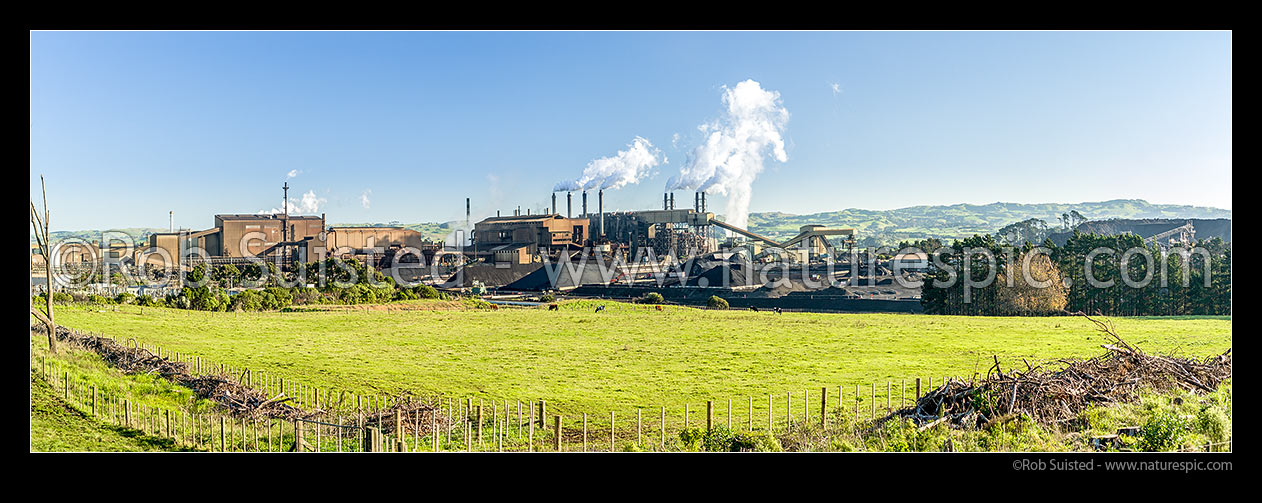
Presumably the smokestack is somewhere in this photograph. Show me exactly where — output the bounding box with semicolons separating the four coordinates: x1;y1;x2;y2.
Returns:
497;210;500;217
664;193;669;210
695;192;699;211
582;191;588;217
702;191;707;212
466;198;471;228
598;189;605;238
551;193;557;215
670;193;675;210
567;192;573;218
169;211;173;233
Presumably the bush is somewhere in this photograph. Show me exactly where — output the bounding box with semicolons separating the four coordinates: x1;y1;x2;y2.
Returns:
136;294;164;307
88;294;114;304
229;290;263;312
539;293;556;303
413;285;440;299
1195;406;1229;444
707;295;729;310
677;425;778;452
114;292;136;305
638;292;664;305
1139;410;1189;452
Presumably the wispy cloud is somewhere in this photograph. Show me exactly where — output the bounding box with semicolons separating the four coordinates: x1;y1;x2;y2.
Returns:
360;189;372;209
287;169;302;179
830;83;842;96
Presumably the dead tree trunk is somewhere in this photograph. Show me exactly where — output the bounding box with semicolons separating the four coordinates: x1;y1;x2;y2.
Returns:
31;175;56;353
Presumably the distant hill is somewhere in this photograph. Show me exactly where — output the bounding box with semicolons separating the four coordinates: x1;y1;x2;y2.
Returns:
1046;218;1232;246
744;199;1231;247
36;228;166;246
35;200;1230;249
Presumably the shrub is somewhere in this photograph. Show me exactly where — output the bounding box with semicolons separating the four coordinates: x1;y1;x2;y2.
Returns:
539;293;556;303
229;290;263;312
1139;410;1189;452
678;427;705;452
1195;406;1229;444
638;292;664;305
707;295;729;310
136;294;163;307
413;285;440;299
51;292;73;302
114;292;136;305
88;294;114;304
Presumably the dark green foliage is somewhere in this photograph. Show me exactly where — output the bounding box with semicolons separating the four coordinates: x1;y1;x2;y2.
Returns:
114;292;135;305
638;292;665;305
707;295;729;310
1139;410;1189;452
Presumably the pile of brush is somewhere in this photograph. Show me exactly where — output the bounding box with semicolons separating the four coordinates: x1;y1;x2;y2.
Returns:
880;313;1231;431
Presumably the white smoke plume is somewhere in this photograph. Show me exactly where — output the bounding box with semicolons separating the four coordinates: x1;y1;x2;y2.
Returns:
360;189;372;209
667;79;789;229
259;190;326;215
553;136;662;192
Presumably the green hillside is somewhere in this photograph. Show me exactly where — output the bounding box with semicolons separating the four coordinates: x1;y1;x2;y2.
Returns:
745;199;1231;247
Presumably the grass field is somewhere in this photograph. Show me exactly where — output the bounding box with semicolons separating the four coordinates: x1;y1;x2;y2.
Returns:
29;374;195;452
42;300;1231;433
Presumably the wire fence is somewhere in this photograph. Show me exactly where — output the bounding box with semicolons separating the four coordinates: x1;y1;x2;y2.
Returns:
29;330;1231;453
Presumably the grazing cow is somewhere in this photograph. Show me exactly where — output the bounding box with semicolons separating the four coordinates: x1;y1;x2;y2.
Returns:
655;305;662;311
489;304;499;311
548;304;559;311
773;307;783;314
595;305;605;313
748;306;759;312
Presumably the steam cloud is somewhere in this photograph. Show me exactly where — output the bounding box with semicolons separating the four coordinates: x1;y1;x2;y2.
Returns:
667;79;789;229
259;190;326;215
554;137;662;192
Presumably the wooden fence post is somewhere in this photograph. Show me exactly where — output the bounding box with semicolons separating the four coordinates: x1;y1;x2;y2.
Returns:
91;386;97;417
660;407;665;450
396;409;404;452
220;416;227;452
871;383;876;419
583;413;588;452
528;402;535;452
477;403;483;446
916;378;922;400
767;394;772;432
748;396;753;431
554;415;562;452
706;401;713;432
727;399;732;430
821;387;827;428
637;408;642;445
610;411;615;451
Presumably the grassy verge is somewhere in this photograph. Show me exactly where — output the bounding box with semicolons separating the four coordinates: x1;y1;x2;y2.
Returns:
30;374;196;452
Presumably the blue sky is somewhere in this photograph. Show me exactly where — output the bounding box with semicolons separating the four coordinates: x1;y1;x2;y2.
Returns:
30;31;1231;231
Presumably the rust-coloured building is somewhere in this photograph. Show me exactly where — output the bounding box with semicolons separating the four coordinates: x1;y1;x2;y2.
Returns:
473;214;587;250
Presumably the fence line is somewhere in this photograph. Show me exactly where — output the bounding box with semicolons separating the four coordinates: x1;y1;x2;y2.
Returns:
29;329;1231;453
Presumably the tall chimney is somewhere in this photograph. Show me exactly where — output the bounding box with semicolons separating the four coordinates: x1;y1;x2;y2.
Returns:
670;193;675;210
582;191;588;217
664;193;669;210
466;198;471;228
551;193;557;215
567;192;573;218
598;189;605;238
169;211;173;233
695;192;699;211
282;181;290;242
702;191;707;212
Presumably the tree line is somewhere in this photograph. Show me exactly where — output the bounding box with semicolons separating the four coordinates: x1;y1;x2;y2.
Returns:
917;232;1230;317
